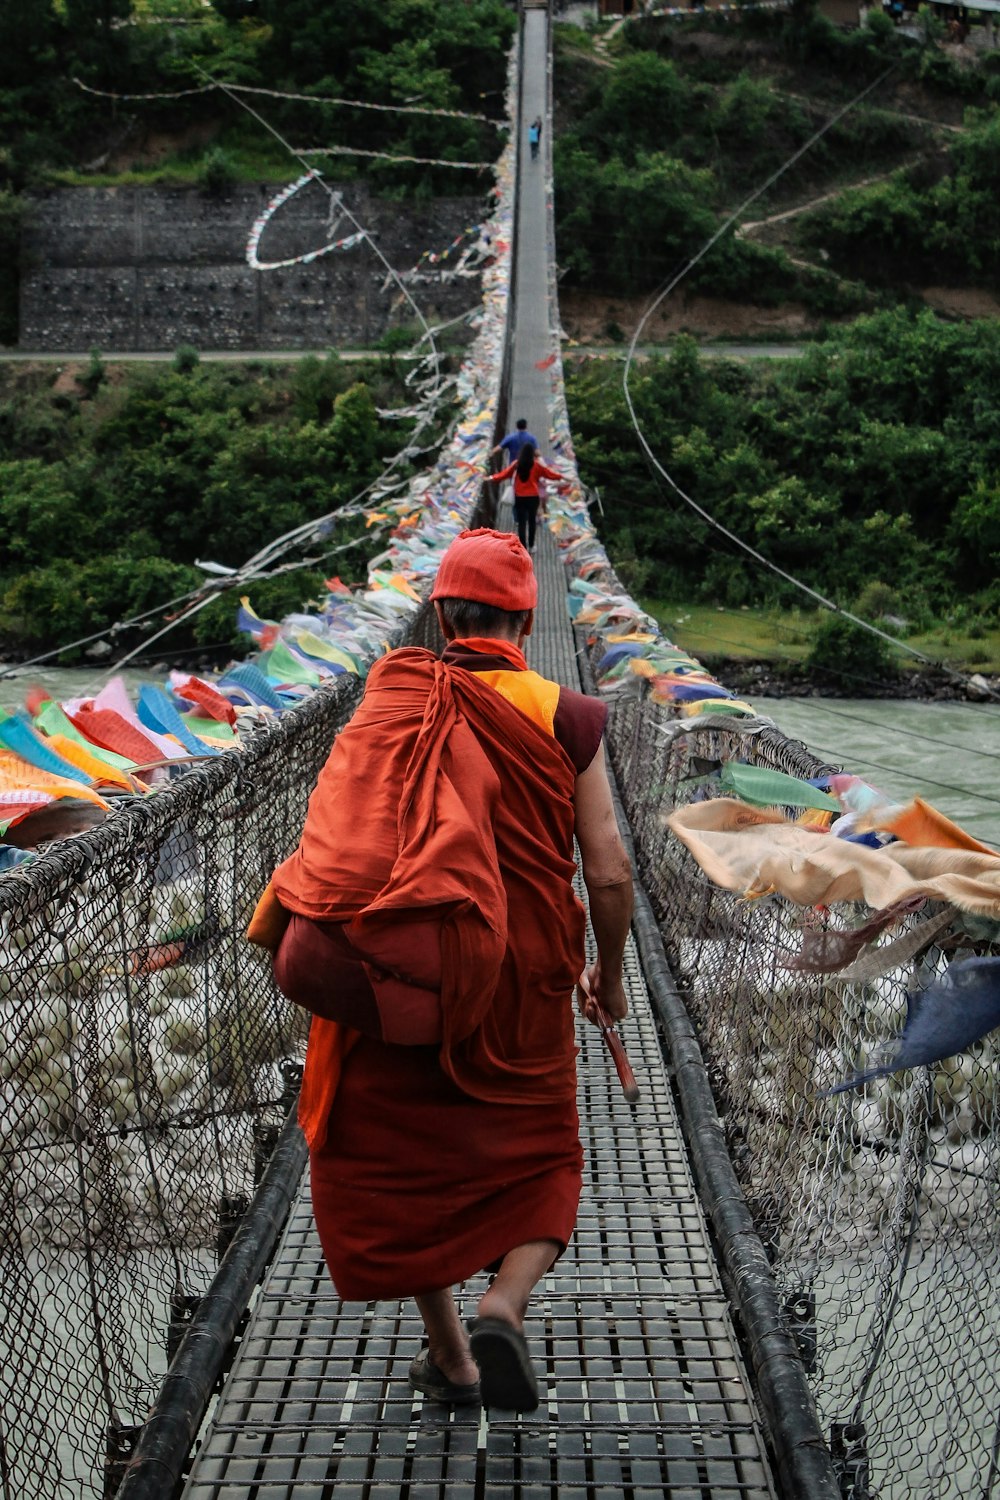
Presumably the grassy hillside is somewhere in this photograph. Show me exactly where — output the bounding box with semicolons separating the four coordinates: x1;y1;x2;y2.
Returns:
553;10;1000;321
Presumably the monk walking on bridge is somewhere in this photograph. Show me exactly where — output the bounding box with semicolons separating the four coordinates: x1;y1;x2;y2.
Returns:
266;528;633;1412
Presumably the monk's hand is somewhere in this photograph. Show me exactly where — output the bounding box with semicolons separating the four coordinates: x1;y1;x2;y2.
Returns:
599;974;628;1022
577;963;627;1026
577;968;599;1026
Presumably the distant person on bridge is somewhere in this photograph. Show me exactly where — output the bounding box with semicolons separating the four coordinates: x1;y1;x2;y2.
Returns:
490;442;569;552
490;417;539;465
528;116;542;161
262;528;633;1413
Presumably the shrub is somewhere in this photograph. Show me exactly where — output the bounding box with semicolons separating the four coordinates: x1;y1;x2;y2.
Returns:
173;344;201;374
377;325;420;354
606;527;652;596
199;146;236;196
78;348;106;398
806;612;894;690
854;581;902;622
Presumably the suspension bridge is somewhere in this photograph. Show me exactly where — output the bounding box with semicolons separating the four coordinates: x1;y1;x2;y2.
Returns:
141;19;806;1497
3;6;999;1500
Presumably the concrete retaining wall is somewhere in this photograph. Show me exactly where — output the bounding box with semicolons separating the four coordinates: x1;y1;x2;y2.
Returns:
20;183;485;351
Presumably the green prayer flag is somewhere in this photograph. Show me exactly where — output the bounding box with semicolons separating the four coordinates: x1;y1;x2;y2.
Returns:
721;761;840;811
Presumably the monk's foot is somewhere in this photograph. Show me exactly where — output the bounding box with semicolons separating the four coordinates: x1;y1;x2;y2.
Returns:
426;1341;480;1388
468;1312;539;1413
475;1284;525;1333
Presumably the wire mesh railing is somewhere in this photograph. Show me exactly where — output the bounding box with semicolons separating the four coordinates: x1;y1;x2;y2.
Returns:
593;646;1000;1500
0;672;368;1499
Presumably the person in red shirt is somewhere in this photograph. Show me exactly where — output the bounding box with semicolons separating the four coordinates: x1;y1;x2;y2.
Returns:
491;442;569;551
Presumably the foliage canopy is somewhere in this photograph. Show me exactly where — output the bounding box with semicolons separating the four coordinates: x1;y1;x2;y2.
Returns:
0;355;434;658
566;311;1000;620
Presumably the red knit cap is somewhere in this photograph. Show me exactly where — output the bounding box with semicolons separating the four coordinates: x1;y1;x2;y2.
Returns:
430;528;538;610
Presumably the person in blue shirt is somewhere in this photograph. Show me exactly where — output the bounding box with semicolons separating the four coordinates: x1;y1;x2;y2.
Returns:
491;419;539;464
528;118;542;161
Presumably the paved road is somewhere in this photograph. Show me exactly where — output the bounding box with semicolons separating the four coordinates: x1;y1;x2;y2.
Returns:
0;342;806;364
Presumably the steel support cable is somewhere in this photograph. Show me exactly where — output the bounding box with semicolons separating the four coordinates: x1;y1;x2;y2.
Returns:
85;524;391;687
0;526;386;688
762;694;1000;768
770;737;1000;812
619;62;1000;707
0;582;214;684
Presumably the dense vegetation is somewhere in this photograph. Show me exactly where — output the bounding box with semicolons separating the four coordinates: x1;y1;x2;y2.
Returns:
568;310;1000;633
798;110;1000;291
552;10;1000;309
0;353;434;660
3;3;1000;666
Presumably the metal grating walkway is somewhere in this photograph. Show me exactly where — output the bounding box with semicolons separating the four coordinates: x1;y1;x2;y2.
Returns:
180;11;779;1493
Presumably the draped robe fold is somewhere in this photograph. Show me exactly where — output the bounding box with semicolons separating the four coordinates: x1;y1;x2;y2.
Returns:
271;646;590;1300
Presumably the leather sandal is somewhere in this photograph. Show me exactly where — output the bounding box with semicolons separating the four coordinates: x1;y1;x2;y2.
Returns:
468;1316;539;1413
408;1348;481;1406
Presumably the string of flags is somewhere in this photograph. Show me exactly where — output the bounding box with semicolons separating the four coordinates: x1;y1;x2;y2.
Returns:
245;170;368;271
391;224;495;287
0;70;520;873
73;76;496;124
294;145;494;172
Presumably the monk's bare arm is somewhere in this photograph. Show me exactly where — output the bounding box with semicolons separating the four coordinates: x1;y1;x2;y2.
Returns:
574;747;633;1021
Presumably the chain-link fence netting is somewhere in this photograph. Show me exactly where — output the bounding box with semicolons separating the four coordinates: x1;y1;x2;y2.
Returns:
595;661;1000;1500
0;669;374;1500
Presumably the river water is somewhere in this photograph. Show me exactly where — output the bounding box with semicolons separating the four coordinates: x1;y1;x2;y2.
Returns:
3;666;999;845
753;695;1000;848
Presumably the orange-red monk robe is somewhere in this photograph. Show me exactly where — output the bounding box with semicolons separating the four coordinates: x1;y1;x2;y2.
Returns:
272;644;602;1300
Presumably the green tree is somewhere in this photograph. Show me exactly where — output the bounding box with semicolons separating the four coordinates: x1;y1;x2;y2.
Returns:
950;480;1000;588
0;0;56;89
586;51;688;161
806;612;893;688
64;0;132;80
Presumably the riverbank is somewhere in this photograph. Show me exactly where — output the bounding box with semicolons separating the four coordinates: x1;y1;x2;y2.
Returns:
711;658;1000;704
641;601;1000;704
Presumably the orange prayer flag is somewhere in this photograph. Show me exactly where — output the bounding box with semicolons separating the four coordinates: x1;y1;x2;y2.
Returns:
877;796;999;856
